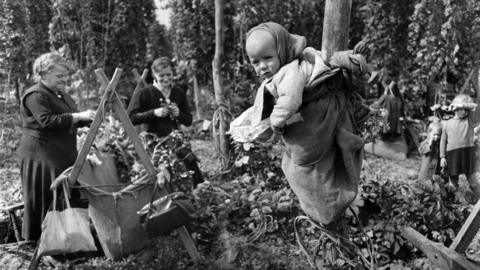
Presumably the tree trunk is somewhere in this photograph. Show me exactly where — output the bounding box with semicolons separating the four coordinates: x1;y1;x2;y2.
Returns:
212;0;231;169
473;68;480;124
321;0;352;61
14;79;21;105
212;0;225;113
476;68;480;124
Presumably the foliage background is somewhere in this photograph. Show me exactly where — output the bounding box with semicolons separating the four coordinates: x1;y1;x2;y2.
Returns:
2;0;480;117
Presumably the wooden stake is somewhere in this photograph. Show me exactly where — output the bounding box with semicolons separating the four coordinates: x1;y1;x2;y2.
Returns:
401;200;480;270
321;0;352;61
212;0;231;169
401;227;480;270
449;200;480;254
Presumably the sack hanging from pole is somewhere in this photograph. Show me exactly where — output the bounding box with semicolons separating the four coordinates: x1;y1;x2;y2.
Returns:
74;153;156;260
281;75;364;225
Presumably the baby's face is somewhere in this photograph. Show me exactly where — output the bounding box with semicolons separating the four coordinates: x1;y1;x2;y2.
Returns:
246;30;280;80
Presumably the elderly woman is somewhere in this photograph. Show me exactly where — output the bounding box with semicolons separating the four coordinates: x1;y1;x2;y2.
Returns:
17;52;96;241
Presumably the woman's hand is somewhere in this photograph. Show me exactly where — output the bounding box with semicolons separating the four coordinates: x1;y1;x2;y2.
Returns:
154;106;169;117
168;103;180;117
440;157;447;168
72;109;96;122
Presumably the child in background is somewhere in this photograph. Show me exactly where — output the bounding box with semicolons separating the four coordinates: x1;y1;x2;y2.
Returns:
440;94;480;197
418;118;443;182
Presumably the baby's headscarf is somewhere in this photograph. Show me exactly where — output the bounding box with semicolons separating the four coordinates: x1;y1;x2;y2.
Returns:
246;22;306;66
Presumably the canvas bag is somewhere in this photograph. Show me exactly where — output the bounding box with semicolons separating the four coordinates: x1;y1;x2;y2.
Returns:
281;74;364;225
75;153;155;260
38;182;96;255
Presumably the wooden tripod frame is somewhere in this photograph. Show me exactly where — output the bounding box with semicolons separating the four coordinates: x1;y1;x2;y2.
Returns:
132;68;148;91
50;68;200;262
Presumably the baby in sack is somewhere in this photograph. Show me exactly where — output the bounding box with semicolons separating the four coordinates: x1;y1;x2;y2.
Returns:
229;21;370;142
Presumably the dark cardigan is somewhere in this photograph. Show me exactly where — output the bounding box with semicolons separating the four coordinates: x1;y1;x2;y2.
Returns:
18;83;79;166
127;84;192;137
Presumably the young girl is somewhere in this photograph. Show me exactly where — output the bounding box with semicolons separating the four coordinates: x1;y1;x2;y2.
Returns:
440;94;480;197
230;22;370;226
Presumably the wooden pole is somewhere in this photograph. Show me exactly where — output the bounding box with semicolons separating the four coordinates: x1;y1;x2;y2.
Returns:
212;0;225;109
192;72;203;120
321;0;352;61
318;0;353;227
189;61;204;120
212;0;230;169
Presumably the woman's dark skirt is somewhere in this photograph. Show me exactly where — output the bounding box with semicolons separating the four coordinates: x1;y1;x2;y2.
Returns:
18;131;79;241
20;158;57;241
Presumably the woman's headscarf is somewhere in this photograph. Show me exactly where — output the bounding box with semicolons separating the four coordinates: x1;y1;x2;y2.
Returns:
246;22;306;66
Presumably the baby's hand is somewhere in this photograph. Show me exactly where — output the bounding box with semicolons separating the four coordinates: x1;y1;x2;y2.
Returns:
230;131;248;143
